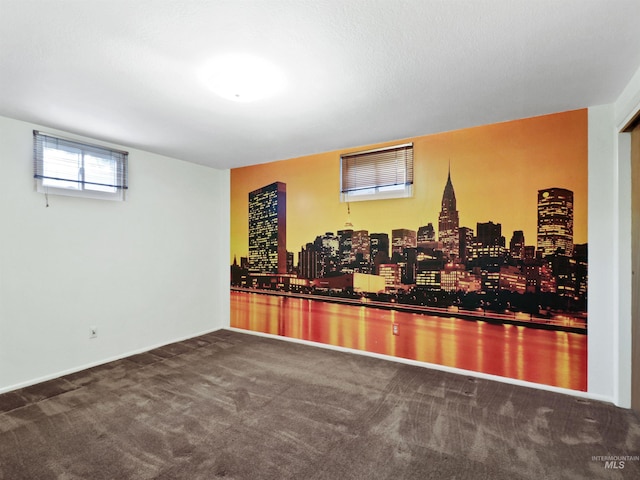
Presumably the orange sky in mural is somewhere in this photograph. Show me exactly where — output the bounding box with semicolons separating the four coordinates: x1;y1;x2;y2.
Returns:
230;109;587;263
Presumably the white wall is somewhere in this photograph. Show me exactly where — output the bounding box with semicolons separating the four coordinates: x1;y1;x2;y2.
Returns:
0;116;230;393
587;105;617;403
580;64;640;407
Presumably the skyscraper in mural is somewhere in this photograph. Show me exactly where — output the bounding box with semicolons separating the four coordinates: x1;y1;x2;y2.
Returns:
458;226;474;263
298;243;318;279
370;233;390;265
537;188;574;257
351;230;370;263
417;223;435;246
314;232;339;277
438;167;459;259
338;203;355;266
509;230;525;260
248;181;287;274
476;221;504;247
338;229;353;266
391;229;417;257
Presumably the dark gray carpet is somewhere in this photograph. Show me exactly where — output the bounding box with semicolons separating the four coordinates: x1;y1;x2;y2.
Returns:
0;329;638;479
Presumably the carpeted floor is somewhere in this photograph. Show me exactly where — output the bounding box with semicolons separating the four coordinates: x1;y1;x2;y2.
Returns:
0;329;639;479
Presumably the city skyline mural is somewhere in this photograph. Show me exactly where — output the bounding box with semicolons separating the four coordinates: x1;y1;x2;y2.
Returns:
230;109;588;391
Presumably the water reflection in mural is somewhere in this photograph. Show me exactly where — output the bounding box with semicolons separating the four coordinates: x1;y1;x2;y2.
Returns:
231;291;587;391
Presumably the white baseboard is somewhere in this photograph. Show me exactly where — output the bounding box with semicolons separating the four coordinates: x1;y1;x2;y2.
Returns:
226;327;615;406
0;327;224;395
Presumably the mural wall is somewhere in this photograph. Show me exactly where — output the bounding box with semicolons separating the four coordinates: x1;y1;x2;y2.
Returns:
230;109;588;391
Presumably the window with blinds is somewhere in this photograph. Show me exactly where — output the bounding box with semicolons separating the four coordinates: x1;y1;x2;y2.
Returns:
33;131;128;201
340;143;413;202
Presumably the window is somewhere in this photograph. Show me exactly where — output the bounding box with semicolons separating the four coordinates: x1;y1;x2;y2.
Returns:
340;143;413;202
33;131;128;201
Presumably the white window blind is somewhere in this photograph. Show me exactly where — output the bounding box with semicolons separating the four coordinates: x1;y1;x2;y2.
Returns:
33;131;128;201
340;143;413;202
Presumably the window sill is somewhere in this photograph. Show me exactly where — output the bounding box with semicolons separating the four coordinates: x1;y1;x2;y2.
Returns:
340;185;413;203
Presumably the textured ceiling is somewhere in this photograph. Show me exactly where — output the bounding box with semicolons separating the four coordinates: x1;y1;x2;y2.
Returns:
1;0;640;169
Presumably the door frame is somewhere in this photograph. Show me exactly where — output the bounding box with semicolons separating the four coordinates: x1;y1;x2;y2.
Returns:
626;114;640;412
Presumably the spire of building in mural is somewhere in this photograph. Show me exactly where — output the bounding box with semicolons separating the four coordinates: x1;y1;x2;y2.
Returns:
441;160;457;212
438;161;460;259
344;202;354;229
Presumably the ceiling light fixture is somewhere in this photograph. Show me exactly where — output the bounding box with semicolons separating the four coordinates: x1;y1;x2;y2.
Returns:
199;53;287;103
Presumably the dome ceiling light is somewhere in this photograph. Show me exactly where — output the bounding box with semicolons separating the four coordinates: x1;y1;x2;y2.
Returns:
199;54;287;103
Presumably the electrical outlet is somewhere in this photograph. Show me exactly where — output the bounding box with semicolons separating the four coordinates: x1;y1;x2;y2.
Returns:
392;323;399;336
90;326;98;339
